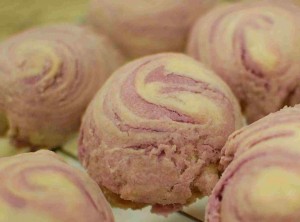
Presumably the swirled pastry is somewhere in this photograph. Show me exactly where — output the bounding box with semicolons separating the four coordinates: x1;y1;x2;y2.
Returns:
188;1;300;122
79;53;242;213
207;105;300;222
88;0;217;58
0;24;124;148
0;150;114;222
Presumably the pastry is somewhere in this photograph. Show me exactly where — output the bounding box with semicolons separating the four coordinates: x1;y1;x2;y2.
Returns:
206;105;300;222
0;24;124;148
79;53;242;213
88;0;217;58
187;1;300;122
0;150;114;222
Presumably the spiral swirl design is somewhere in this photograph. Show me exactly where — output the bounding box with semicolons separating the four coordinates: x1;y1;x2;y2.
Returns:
79;53;242;211
0;24;125;148
88;0;217;58
187;1;300;123
0;150;114;222
206;105;300;222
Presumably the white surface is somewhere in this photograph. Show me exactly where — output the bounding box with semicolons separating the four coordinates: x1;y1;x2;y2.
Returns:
113;207;196;222
183;198;208;221
57;151;83;169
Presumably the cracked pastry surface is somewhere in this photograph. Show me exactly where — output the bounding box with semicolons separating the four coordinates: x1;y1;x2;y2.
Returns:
79;53;242;213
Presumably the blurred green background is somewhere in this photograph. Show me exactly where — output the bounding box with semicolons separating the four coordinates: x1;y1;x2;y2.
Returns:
0;0;242;41
3;0;298;42
0;0;89;40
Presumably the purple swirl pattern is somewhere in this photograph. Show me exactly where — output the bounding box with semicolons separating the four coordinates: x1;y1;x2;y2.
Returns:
206;105;300;222
0;24;125;148
0;150;114;222
79;53;242;212
88;0;217;58
187;1;300;123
